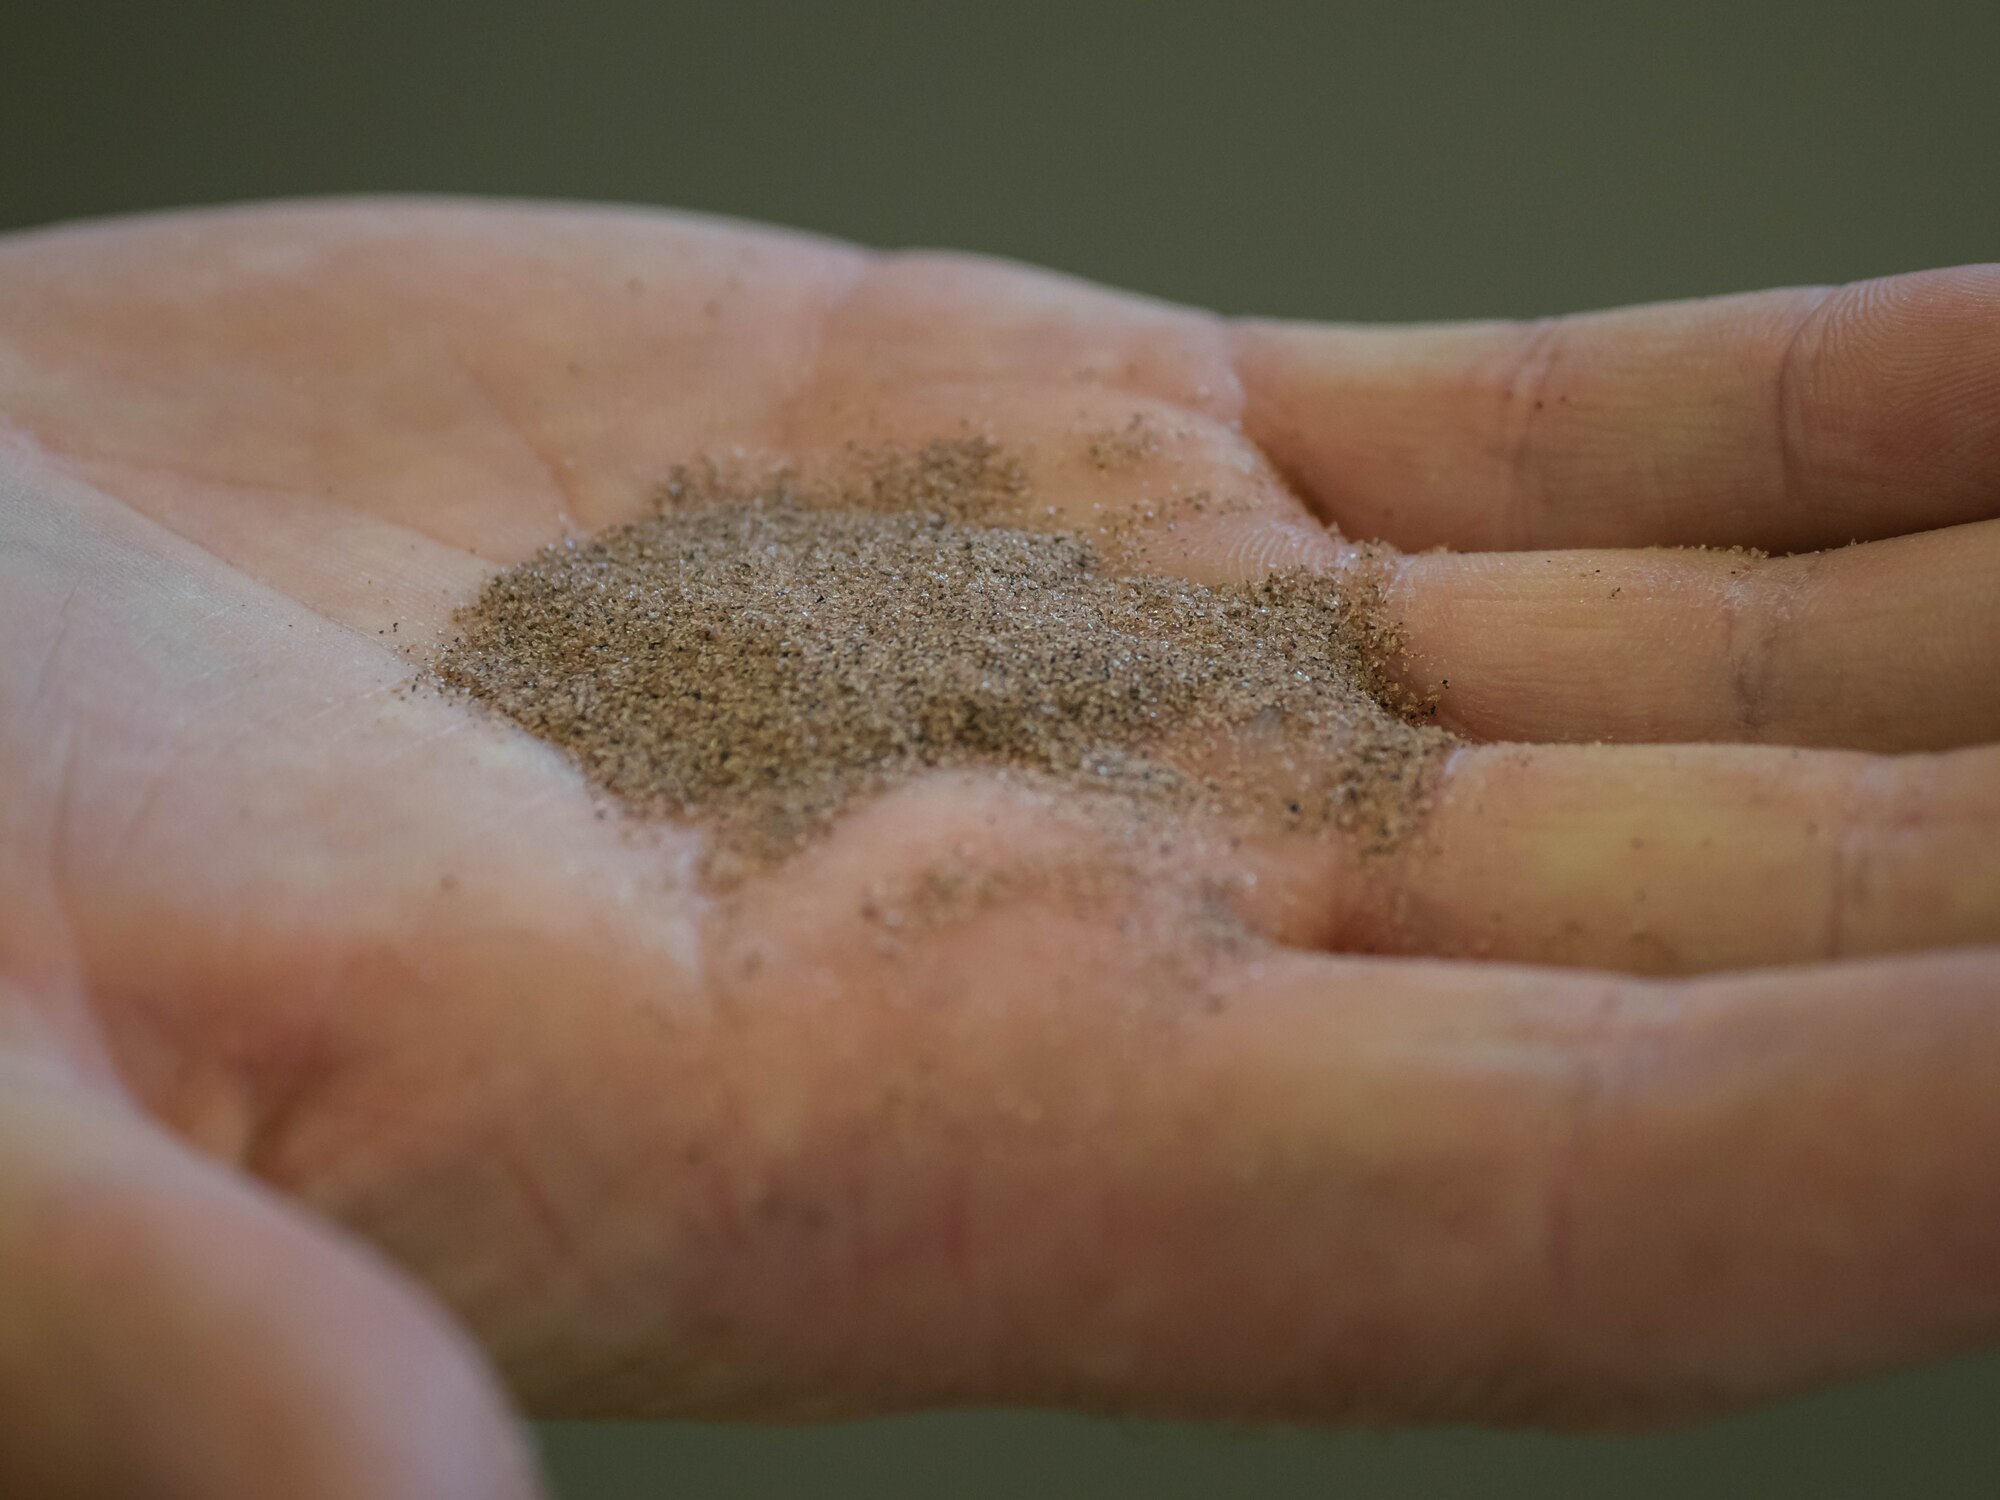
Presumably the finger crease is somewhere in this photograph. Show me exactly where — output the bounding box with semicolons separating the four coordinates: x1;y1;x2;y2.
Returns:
1489;317;1568;549
1769;286;1839;536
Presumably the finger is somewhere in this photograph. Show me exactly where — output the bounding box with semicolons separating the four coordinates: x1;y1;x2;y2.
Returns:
683;885;2000;1423
0;1025;544;1499
1055;946;2000;1424
1233;265;2000;553
1282;742;2000;974
1380;518;2000;751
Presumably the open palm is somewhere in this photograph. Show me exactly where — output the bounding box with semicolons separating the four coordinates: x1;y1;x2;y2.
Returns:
2;201;1996;1499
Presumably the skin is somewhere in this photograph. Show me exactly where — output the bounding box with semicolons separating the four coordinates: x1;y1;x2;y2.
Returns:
0;199;1995;1497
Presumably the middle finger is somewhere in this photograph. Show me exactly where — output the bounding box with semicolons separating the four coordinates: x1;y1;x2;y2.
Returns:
1250;741;2000;975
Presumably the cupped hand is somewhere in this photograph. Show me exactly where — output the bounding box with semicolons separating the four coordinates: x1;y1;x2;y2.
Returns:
1;201;1995;1498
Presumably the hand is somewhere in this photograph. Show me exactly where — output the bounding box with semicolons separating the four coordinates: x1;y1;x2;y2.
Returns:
2;201;1995;1497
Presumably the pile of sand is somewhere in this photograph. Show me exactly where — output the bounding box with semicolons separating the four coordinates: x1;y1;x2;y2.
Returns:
428;439;1444;866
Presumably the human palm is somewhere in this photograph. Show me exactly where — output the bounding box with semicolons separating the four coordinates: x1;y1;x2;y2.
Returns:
2;202;1996;1499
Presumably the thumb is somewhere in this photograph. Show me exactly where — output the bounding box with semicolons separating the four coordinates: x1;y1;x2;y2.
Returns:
0;1040;547;1500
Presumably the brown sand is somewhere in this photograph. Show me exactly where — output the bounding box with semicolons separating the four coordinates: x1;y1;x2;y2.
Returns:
428;438;1447;867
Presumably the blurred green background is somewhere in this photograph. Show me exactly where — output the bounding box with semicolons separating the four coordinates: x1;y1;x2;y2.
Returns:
8;0;1997;317
9;0;1996;1494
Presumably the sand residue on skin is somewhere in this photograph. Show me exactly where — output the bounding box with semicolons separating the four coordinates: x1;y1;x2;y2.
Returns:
428;437;1449;871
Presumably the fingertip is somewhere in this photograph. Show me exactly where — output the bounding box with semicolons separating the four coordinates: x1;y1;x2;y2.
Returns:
1796;265;2000;513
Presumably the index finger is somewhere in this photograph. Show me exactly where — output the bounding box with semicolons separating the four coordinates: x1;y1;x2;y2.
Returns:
1169;947;2000;1423
693;935;2000;1424
1232;266;2000;554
